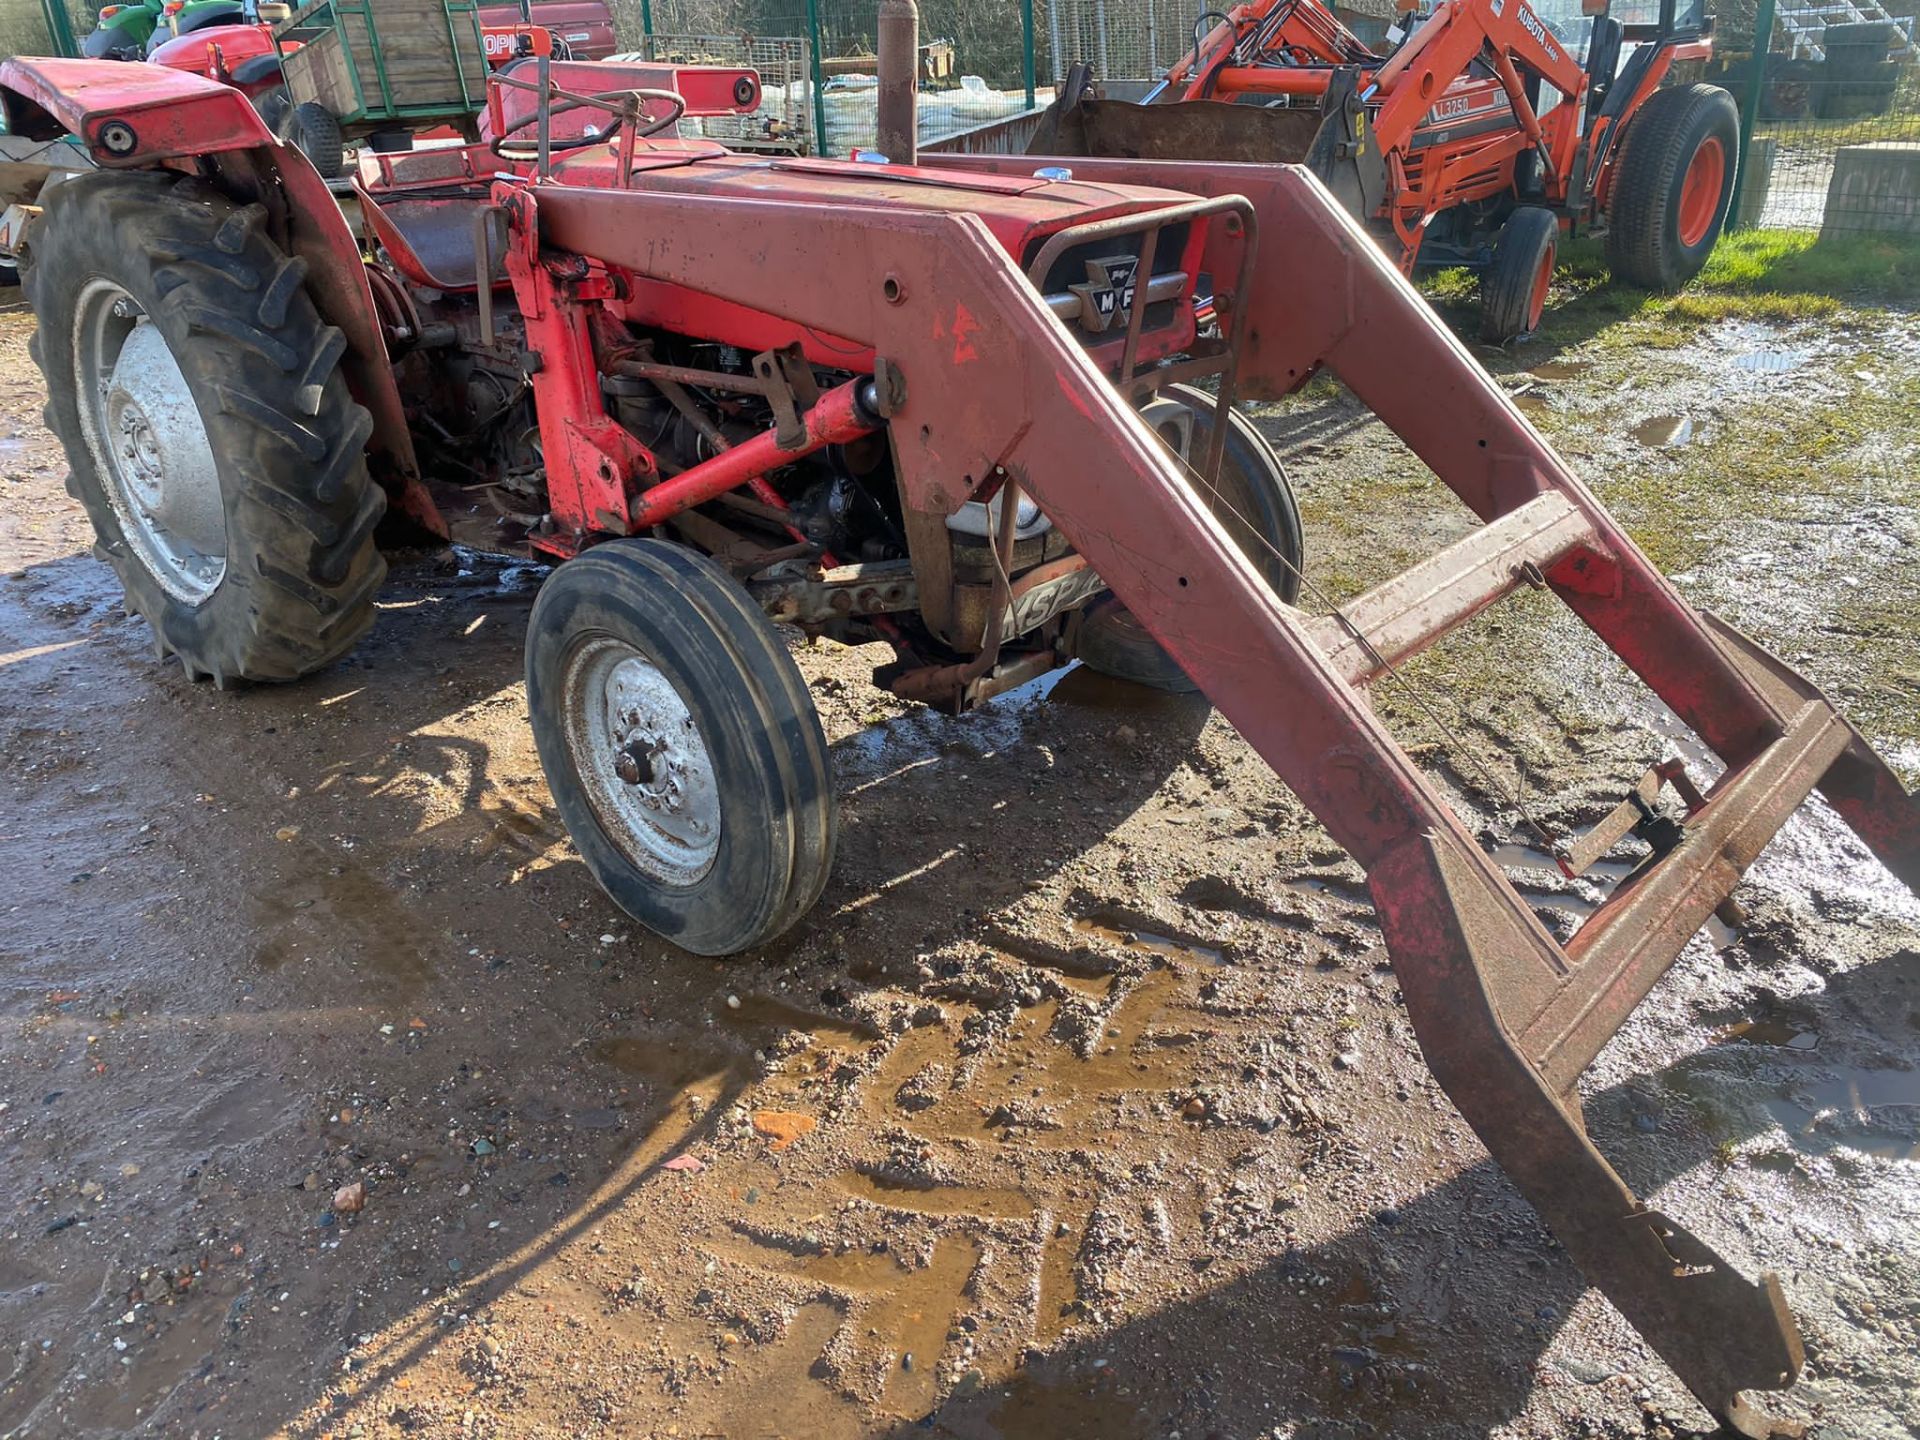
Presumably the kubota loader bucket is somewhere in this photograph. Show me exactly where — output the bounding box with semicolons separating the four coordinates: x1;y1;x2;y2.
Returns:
1027;88;1323;164
1027;63;1384;219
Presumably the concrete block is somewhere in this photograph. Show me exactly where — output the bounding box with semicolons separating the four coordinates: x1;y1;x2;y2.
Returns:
1821;140;1920;237
1738;135;1777;228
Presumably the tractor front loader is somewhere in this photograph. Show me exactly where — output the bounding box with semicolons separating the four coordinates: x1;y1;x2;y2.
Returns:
2;49;1915;1438
1032;0;1735;341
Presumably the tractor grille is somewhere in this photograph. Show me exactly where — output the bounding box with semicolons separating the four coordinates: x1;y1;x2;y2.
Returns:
1024;222;1191;342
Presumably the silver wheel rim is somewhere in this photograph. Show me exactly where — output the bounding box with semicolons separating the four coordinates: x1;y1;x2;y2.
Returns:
72;279;227;605
562;636;722;885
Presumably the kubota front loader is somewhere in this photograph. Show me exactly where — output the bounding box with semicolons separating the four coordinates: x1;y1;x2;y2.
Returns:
1032;0;1737;340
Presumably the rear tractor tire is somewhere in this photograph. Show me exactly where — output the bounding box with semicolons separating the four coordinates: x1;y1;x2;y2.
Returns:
1480;205;1559;343
1075;383;1305;693
1605;84;1739;291
23;170;385;685
525;540;838;956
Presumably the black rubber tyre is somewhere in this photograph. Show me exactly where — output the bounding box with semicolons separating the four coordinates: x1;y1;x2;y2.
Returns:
1821;21;1897;55
1076;383;1304;693
525;540;837;956
289;102;346;179
1480;205;1559;343
1605;84;1739;291
255;89;292;139
23;170;384;685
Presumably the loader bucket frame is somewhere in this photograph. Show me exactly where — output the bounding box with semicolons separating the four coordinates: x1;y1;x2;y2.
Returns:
530;157;1915;1432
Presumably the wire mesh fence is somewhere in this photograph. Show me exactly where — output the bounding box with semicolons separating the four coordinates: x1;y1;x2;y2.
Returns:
0;0;89;59
1710;0;1920;232
609;0;1048;154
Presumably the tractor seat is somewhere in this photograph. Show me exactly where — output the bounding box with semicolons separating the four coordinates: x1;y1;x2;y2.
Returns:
357;186;505;294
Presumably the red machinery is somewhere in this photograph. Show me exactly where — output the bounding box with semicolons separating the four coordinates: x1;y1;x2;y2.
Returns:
1035;0;1736;340
1;52;1913;1438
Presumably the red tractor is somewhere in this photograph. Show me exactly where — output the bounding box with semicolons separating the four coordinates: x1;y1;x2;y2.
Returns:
0;49;1913;1440
1035;0;1737;340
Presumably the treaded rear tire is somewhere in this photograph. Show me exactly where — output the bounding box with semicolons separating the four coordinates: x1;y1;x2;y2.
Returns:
1077;385;1304;694
1605;84;1739;291
1481;205;1559;343
526;540;837;956
23;169;384;685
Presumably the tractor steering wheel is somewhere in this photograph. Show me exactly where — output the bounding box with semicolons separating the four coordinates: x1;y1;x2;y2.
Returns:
490;87;687;162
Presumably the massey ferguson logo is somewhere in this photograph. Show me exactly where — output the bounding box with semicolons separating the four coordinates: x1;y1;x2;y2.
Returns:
1070;255;1140;333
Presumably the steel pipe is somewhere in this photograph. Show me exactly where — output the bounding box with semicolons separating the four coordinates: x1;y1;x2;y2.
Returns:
877;0;920;164
627;377;878;529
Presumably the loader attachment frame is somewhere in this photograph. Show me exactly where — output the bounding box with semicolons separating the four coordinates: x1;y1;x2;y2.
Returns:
531;160;1917;1433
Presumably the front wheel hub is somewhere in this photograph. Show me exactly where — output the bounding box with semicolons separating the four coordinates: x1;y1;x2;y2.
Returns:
562;639;721;885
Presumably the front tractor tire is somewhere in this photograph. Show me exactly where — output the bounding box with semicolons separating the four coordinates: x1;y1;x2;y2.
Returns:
1605;84;1739;292
526;541;838;957
1481;205;1558;343
25;171;385;686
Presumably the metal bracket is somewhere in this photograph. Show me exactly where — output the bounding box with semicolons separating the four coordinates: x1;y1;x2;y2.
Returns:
753;345;819;451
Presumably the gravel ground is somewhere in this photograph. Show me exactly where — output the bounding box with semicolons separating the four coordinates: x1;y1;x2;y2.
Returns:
0;282;1917;1440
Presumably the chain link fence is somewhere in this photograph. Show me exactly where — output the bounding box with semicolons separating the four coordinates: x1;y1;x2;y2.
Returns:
1710;0;1920;232
0;0;89;59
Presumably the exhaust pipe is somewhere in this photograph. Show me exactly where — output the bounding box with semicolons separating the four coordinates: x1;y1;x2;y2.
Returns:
877;0;919;164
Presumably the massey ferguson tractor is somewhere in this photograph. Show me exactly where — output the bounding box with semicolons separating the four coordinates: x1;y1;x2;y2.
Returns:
1032;0;1737;340
0;44;1914;1439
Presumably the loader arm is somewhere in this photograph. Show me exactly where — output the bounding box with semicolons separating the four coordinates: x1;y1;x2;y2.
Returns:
1365;0;1589;186
533;164;1919;1435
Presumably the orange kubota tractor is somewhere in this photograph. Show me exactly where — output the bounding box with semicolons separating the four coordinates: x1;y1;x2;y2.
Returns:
1033;0;1736;340
0;39;1914;1439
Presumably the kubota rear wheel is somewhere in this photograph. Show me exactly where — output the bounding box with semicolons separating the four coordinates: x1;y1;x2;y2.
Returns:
23;170;385;685
1480;205;1559;343
1605;84;1739;291
1075;384;1304;693
525;540;837;956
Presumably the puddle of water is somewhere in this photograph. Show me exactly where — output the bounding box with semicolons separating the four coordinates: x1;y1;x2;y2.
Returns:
987;1368;1144;1440
1721;1018;1820;1051
1529;360;1593;381
1491;841;1636;884
1035;1206;1091;1342
802;1234;983;1416
1632;415;1694;448
722;993;880;1049
867;969;1194;1147
1733;347;1808;374
1512;392;1550;416
1765;1066;1920;1161
1489;841;1737;949
837;1169;1033;1220
1071;916;1225;967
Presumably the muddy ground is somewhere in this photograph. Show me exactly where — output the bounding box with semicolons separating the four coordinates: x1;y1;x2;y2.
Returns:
1;279;1917;1440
